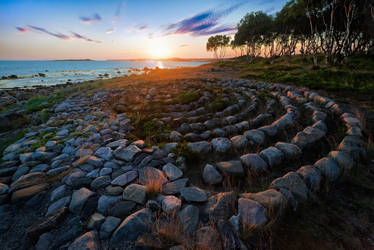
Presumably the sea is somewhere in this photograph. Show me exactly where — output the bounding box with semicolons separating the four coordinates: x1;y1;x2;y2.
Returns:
0;60;208;88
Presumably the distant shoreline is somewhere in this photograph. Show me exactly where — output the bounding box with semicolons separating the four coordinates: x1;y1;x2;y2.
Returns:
0;58;217;62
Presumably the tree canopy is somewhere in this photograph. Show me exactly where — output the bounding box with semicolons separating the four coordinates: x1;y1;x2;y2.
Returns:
206;35;231;59
208;0;374;65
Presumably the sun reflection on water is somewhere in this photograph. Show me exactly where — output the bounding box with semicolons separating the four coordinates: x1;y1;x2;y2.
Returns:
156;61;164;69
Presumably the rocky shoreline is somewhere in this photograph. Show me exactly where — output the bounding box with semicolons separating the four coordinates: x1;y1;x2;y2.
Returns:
0;77;369;249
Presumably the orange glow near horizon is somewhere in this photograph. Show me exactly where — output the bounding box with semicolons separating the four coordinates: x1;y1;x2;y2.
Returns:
147;38;172;59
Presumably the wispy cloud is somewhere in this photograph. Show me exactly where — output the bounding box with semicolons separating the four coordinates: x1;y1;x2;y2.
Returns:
179;44;191;47
71;32;101;43
80;13;101;24
106;28;116;34
16;26;28;33
113;0;125;23
134;24;147;31
28;25;72;40
22;25;101;43
164;3;242;36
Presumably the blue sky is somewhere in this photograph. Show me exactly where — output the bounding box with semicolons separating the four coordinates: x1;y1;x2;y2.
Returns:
0;0;288;60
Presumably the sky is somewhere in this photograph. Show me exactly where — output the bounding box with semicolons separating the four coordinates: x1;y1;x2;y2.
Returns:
0;0;288;60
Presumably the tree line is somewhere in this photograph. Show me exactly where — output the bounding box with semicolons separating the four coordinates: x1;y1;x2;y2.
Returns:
206;0;374;65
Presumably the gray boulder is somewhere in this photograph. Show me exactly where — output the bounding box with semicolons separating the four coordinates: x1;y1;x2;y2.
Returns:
179;205;199;234
110;208;154;244
297;165;321;192
259;147;284;167
328;151;354;171
238;198;267;229
113;144;141;162
270;172;308;202
122;184;146;204
203;164;222;184
211;137;232;153
216;160;244;175
68;231;100;250
240;154;268;173
100;216;121;239
181;187;207;202
204;191;236;220
162;163;183;181
111;170;138;187
274;142;301;160
161;195;182;213
69;187;95;214
314;157;340;182
187;141;212;154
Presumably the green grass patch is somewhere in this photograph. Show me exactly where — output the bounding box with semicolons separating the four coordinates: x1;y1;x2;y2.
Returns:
171;142;200;164
29;131;56;152
218;54;374;94
0;128;28;157
173;91;200;104
40;108;50;123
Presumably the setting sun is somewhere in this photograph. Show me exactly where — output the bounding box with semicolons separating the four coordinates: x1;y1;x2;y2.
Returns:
147;38;172;59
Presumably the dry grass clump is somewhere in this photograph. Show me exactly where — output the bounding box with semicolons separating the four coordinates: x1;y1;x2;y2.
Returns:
144;171;164;198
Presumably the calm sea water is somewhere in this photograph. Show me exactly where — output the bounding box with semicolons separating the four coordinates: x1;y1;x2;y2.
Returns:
0;60;208;88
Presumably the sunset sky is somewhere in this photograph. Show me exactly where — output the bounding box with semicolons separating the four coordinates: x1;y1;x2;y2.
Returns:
0;0;288;60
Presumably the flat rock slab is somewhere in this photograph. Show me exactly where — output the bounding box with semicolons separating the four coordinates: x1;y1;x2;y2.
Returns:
111;170;138;187
181;187;207;202
27;207;68;241
113;144;141;162
162;178;188;195
11;183;48;203
10;172;47;191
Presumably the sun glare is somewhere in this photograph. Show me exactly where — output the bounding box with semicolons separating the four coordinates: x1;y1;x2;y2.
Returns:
148;38;172;59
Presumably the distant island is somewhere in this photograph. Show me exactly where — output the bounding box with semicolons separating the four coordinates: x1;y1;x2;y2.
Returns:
52;59;94;61
108;57;215;62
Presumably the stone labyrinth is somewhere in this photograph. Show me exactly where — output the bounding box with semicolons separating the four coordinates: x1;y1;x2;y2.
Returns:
0;78;366;249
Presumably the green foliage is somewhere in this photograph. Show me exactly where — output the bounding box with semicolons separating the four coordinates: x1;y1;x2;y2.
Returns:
25;89;66;113
205;96;233;113
173;91;200;104
40;109;50;123
171;142;200;164
219;55;374;94
257;91;275;102
29;131;56;152
0;129;27;157
206;35;231;58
